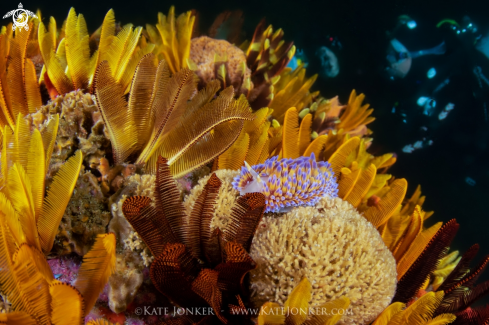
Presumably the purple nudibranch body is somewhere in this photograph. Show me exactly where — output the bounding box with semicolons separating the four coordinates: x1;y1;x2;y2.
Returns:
232;153;339;213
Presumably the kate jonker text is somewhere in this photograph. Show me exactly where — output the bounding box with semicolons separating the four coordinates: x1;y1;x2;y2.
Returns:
135;306;354;317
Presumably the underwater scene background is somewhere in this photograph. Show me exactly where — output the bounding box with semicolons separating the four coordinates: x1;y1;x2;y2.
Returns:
1;0;489;323
26;0;489;257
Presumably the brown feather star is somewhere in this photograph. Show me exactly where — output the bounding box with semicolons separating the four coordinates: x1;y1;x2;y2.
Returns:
122;156;266;324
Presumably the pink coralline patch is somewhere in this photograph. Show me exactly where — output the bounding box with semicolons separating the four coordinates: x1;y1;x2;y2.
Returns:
48;255;81;285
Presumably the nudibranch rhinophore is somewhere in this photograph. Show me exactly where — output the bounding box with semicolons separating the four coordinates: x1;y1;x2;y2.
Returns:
232;153;338;213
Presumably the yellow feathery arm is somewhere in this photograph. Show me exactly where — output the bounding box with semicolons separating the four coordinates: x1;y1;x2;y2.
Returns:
7;24;31;117
48;16;57;49
283;277;311;325
0;311;38;324
156;68;197;139
93;61;137;164
363;178;408;228
0;216;26;312
337;165;361;199
127;54;157;151
306;296;351;325
147;93;253;175
1;126;12;188
393;205;423;261
24;59;43;113
282;107;300;159
118;38;156;94
7;163;40;250
344;164;377;208
397;222;443;280
218;131;250;170
394;291;444;324
22;245;54;284
94;9;116;70
10;243;52;324
257;302;285;325
74;233;116;316
65;9;91;90
0;193;25;246
328;136;361;176
102;26;132;75
37;150;83;254
0;34;14;128
371;302;405;325
245;122;270;166
50;282;85;325
27;129;45;220
38;22;73;96
114;27;143;82
424;314;457;325
298;113;312;156
382;212;412;252
41;114;59;172
257;138;271;165
167;119;247;178
13;114;31;170
303;134;328;159
177;10;195;71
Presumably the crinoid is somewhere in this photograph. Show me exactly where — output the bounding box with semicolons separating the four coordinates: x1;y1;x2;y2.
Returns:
0;20;43;129
94;54;254;177
122;156;266;324
38;8;154;98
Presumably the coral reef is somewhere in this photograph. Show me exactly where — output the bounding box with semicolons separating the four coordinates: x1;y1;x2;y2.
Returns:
107;174;156;313
2;6;489;325
121;157;267;324
54;169;111;255
108;253;144;314
27;90;112;176
183;169;240;230
249;196;397;325
189;36;252;95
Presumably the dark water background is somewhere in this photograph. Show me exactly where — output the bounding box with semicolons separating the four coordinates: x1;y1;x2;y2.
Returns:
2;0;489;301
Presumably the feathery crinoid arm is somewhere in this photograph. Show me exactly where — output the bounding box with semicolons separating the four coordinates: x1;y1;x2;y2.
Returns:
143;85;254;177
154;6;195;74
38;20;74;96
0;34;14;128
136;65;195;165
74;233;116;316
40;114;59;172
37;150;83;254
65;8;93;91
94;61;137;164
128;53;157;151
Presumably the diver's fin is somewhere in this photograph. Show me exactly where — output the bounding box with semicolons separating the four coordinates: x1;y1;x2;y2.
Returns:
410;42;446;58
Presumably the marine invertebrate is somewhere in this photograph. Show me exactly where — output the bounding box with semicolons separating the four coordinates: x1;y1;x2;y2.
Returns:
26;90;111;176
55;169;111;255
0;20;43;129
373;292;455;325
94;54;254;176
232;154;338;213
257;278;351;325
38;8;153;97
189;36;252;96
0;113;83;254
0;230;116;322
122;156;266;324
249;196;397;325
183;169;240;231
145;6;195;74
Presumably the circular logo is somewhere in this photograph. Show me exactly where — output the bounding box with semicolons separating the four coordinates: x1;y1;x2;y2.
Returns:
13;10;28;28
